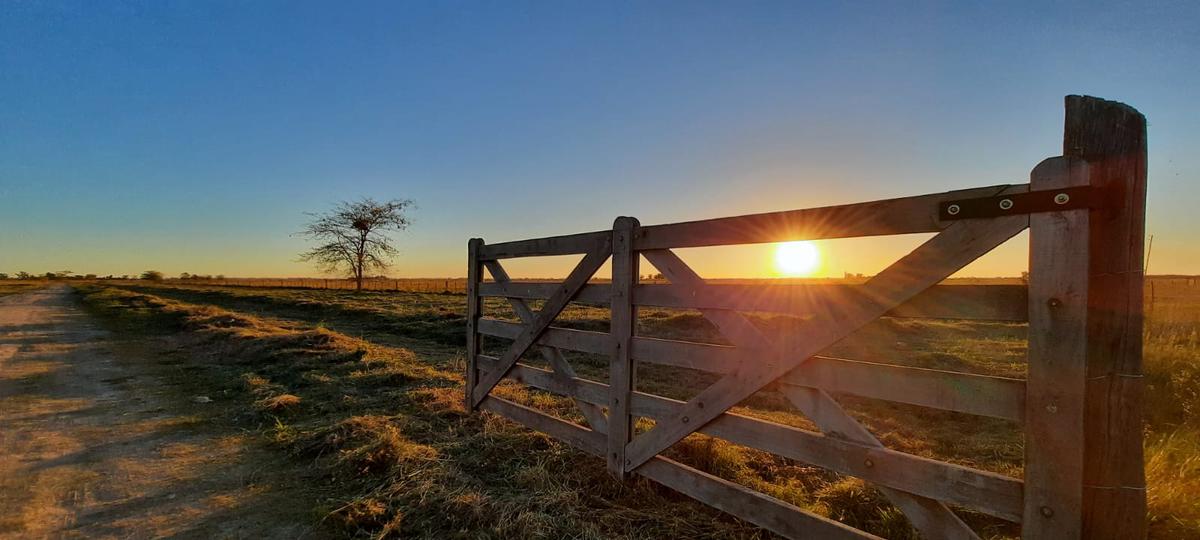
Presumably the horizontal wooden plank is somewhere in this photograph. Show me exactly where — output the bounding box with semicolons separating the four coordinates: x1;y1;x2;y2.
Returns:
478;318;610;355
637;335;1026;422
483;258;610;434
477;357;1024;521
635;183;1027;249
479;395;607;455
638;283;1028;321
637;456;880;540
479;395;880;539
479;282;610;304
476;185;1027;259
785;355;1025;422
478;230;610;259
479;282;1029;321
477;320;1026;421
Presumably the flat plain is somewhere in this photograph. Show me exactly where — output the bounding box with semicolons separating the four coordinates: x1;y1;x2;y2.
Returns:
23;274;1182;539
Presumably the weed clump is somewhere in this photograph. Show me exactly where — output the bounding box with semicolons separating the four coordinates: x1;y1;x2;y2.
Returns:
256;393;302;413
309;415;438;475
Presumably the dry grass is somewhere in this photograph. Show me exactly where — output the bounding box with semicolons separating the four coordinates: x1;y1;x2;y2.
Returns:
89;277;1200;539
0;281;46;297
79;286;770;539
256;393;303;413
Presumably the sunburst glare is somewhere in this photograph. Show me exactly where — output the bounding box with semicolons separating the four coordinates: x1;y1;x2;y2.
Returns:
775;241;820;276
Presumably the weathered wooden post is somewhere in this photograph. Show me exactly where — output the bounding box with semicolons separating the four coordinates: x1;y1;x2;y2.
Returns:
1025;95;1147;539
465;238;484;411
609;216;640;478
1024;154;1090;537
1069;96;1148;539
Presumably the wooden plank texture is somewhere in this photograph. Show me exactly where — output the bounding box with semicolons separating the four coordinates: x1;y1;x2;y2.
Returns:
786;387;981;538
483;259;608;433
634;248;980;537
1023;157;1090;537
636;457;881;540
478;395;881;540
608;216;639;477
637;283;1029;321
1066;95;1148;539
635;184;1022;249
475;356;1024;521
470;243;611;406
479;282;610;304
477;318;1026;421
464;238;484;410
479;281;1030;321
478;230;609;259
625;206;1029;472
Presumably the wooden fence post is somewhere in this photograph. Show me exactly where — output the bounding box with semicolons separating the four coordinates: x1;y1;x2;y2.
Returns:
609;216;640;478
465;238;485;411
1065;96;1148;539
1024;156;1090;538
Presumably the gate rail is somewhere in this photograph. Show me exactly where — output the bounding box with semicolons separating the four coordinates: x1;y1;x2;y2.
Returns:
463;95;1147;539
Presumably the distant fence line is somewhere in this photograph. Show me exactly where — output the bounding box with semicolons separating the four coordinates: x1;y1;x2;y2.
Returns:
177;277;470;293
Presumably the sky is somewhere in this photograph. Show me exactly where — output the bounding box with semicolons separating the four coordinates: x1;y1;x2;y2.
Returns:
1;1;1197;279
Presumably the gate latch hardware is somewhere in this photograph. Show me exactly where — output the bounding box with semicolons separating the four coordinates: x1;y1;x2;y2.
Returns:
940;186;1094;220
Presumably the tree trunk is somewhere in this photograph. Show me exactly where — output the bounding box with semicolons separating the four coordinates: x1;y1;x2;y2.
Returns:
355;231;367;292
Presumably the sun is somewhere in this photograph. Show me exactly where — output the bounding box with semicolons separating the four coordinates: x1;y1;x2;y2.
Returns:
775;241;820;276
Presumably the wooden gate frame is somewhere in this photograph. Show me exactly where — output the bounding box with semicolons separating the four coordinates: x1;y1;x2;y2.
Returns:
463;96;1147;539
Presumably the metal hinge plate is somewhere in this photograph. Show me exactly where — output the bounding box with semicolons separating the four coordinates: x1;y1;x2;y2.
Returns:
939;186;1094;220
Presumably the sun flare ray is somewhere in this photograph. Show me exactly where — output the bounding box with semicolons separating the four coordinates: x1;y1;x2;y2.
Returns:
775;241;820;276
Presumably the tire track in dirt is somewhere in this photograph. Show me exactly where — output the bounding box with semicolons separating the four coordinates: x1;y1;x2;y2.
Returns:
0;285;326;539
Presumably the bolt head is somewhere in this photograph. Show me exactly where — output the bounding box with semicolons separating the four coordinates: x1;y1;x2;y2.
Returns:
1040;506;1054;518
999;198;1014;210
1054;193;1071;205
946;204;961;216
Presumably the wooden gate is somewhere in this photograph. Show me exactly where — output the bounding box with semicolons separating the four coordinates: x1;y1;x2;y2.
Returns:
463;96;1147;539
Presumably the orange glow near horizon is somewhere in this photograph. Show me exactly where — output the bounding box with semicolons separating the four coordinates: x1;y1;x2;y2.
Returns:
774;241;820;276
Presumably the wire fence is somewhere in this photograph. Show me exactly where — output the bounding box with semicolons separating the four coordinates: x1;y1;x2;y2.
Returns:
178;277;470;293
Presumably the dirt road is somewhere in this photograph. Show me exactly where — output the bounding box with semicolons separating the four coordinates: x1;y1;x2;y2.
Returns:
0;286;322;539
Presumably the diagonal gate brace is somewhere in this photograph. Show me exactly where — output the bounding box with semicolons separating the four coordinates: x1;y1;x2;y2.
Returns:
623;207;1030;473
470;243;611;407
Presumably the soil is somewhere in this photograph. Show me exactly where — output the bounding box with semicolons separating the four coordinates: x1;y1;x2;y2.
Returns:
0;286;327;539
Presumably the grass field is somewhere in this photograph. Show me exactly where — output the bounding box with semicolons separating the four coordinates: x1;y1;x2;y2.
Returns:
0;281;45;297
73;277;1200;538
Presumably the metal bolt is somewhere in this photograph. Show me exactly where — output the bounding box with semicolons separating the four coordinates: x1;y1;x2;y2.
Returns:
1047;297;1062;308
1046;404;1058;413
681;416;690;423
999;198;1014;210
864;458;874;468
1054;193;1071;205
946;204;961;216
1040;506;1054;518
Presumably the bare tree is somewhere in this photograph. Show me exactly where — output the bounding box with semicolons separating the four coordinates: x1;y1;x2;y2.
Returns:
297;198;413;291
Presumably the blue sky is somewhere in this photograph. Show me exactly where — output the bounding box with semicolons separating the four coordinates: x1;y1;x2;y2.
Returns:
1;1;1197;278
